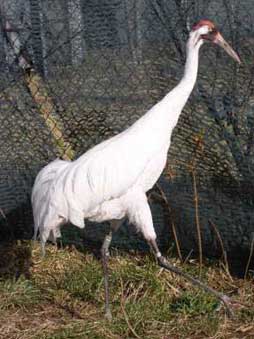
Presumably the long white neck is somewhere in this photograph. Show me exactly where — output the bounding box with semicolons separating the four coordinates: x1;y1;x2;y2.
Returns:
164;34;203;115
132;32;203;142
180;42;201;95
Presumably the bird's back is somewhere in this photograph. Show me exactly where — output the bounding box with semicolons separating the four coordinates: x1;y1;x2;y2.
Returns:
33;89;178;230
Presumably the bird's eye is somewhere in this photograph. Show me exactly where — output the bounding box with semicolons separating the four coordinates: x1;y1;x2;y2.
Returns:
209;27;217;34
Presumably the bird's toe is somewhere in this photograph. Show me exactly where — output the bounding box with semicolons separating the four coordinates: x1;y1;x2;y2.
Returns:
104;310;112;322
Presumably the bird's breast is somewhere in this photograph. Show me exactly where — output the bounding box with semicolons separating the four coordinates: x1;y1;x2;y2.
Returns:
135;144;169;192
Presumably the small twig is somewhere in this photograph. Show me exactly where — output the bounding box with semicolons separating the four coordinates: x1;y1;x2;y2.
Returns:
244;233;254;280
45;271;62;289
132;281;145;303
208;219;232;281
0;207;15;240
120;278;141;339
49;296;85;319
165;281;181;297
191;169;203;279
155;183;183;262
39;286;85;319
0;208;6;219
183;249;193;264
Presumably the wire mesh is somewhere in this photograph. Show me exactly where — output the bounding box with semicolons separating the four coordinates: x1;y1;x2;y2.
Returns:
0;0;254;271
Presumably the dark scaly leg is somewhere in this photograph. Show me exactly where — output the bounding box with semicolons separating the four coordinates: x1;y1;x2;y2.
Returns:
126;191;235;318
101;230;113;320
148;238;234;318
101;218;124;320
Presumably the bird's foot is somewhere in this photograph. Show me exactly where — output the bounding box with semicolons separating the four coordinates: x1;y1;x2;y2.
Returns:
157;255;244;319
104;309;112;322
157;255;168;266
219;295;235;318
218;294;247;318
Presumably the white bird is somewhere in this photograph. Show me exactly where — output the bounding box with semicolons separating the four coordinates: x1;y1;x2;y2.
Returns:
32;20;240;319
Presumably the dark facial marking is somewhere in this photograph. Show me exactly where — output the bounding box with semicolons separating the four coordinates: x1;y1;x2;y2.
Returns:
201;27;218;42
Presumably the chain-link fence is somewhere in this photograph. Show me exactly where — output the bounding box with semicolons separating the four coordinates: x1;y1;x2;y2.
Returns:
0;0;254;273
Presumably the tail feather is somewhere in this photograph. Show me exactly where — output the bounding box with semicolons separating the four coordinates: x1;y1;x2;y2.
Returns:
31;158;70;255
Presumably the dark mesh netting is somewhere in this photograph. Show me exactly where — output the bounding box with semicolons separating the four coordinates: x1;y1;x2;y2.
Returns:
0;0;254;273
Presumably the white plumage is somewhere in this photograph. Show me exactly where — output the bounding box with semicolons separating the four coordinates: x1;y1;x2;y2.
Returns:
33;74;191;244
32;20;240;318
32;21;240;252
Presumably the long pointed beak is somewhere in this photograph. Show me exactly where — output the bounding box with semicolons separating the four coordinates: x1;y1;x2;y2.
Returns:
214;32;241;64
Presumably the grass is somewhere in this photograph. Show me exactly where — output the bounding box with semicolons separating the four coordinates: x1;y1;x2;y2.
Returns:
0;242;253;339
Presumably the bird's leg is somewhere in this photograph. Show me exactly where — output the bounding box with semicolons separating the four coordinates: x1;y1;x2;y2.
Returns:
101;218;124;320
101;230;113;321
148;238;235;318
127;193;234;316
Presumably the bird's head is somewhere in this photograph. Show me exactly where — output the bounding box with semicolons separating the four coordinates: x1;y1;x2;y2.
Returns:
190;19;241;64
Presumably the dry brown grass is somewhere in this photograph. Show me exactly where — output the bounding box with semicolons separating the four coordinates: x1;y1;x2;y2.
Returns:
0;242;253;339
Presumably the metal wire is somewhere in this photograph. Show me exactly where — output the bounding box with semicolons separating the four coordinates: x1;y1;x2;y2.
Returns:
0;0;253;267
